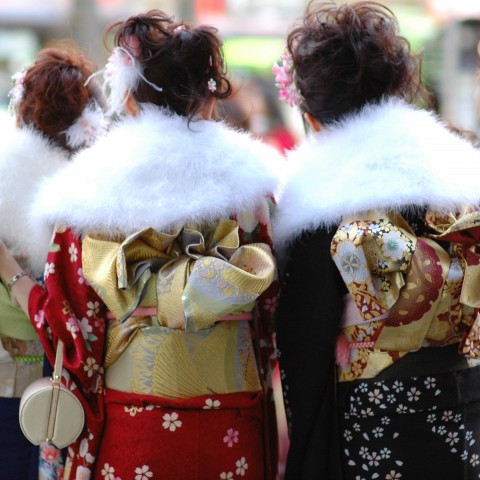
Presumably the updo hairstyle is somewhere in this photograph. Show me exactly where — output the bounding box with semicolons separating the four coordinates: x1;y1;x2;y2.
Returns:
106;10;232;119
288;1;429;125
17;46;102;152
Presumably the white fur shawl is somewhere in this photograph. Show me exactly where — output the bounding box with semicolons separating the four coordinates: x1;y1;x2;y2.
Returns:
30;105;284;248
274;98;480;245
0;124;68;275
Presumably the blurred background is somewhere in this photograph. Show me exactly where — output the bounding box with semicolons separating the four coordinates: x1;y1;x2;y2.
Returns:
1;0;480;141
1;0;480;478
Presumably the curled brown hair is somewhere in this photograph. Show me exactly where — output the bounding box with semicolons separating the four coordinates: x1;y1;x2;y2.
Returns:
288;1;430;124
17;46;103;152
106;10;232;120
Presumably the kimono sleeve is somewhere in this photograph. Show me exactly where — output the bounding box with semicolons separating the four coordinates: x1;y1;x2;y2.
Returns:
28;226;107;478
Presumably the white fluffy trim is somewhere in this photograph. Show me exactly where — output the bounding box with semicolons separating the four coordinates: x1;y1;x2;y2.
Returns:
0;125;68;275
31;106;284;245
274;98;480;245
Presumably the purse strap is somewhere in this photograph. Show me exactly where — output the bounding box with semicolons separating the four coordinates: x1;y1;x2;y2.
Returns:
46;340;64;442
52;340;64;384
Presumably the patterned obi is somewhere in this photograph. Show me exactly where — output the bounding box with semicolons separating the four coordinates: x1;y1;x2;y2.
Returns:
82;219;276;399
331;209;480;382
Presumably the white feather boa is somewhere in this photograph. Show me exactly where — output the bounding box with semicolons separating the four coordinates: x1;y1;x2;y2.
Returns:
274;98;480;246
0;123;69;276
30;105;284;251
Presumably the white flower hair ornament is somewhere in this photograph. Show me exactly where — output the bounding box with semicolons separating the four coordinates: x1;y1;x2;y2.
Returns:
63;101;107;149
102;44;163;115
207;78;217;93
8;69;26;115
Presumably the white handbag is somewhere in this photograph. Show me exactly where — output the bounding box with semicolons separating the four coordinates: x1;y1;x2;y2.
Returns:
19;340;85;449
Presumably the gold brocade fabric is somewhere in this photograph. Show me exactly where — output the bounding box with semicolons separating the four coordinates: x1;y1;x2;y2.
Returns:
82;219;275;399
331;210;480;382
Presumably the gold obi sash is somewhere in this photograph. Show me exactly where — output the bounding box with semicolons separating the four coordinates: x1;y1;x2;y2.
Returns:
331;210;480;382
82;219;275;399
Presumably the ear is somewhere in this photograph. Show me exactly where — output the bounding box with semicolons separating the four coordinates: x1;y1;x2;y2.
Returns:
125;93;140;117
304;112;323;132
201;97;216;120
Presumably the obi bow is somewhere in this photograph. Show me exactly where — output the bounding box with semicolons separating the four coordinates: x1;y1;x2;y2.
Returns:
81;219;275;332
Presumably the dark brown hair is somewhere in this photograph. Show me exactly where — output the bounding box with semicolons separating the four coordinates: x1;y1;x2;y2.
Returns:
288;1;431;125
106;10;232;120
17;45;102;152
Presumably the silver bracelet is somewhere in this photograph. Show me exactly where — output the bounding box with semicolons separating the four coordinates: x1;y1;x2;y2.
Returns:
7;271;27;290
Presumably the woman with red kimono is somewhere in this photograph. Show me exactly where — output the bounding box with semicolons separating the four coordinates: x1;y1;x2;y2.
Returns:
0;10;282;480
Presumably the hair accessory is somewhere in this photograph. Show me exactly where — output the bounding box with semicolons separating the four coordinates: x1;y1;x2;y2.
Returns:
273;48;303;107
63;101;107;149
173;24;187;35
207;78;217;93
103;46;163;115
7;70;26;115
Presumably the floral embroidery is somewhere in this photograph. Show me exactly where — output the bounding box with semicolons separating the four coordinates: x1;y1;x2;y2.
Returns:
75;466;92;480
78;267;90;285
235;457;248;476
203;398;221;409
381;231;407;261
79;317;92;339
78;317;98;351
223;428;239;447
34;309;45;328
101;463;116;480
69;243;78;262
83;357;99;377
385;471;402;479
263;295;278;312
86;301;100;317
66;317;80;339
162;412;182;431
125;406;144;417
44;262;55;278
406;387;420;402
79;438;89;457
135;465;153;480
219;473;233;480
40;443;61;463
332;240;369;285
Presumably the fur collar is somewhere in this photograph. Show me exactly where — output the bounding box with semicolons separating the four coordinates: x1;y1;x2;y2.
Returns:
274;98;480;246
0;124;68;275
30;105;283;245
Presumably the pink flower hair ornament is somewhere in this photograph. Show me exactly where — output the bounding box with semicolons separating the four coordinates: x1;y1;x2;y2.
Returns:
173;24;187;36
272;49;303;108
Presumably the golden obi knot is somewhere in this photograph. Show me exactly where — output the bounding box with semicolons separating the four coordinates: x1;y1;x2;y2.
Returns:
428;210;480;309
332;210;480;360
82;219;275;332
427;210;480;358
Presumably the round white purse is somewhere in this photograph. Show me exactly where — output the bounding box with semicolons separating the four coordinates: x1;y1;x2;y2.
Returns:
19;340;85;449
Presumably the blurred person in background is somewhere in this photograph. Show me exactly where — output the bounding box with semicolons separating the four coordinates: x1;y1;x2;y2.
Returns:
0;46;106;480
274;1;480;479
0;10;283;480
